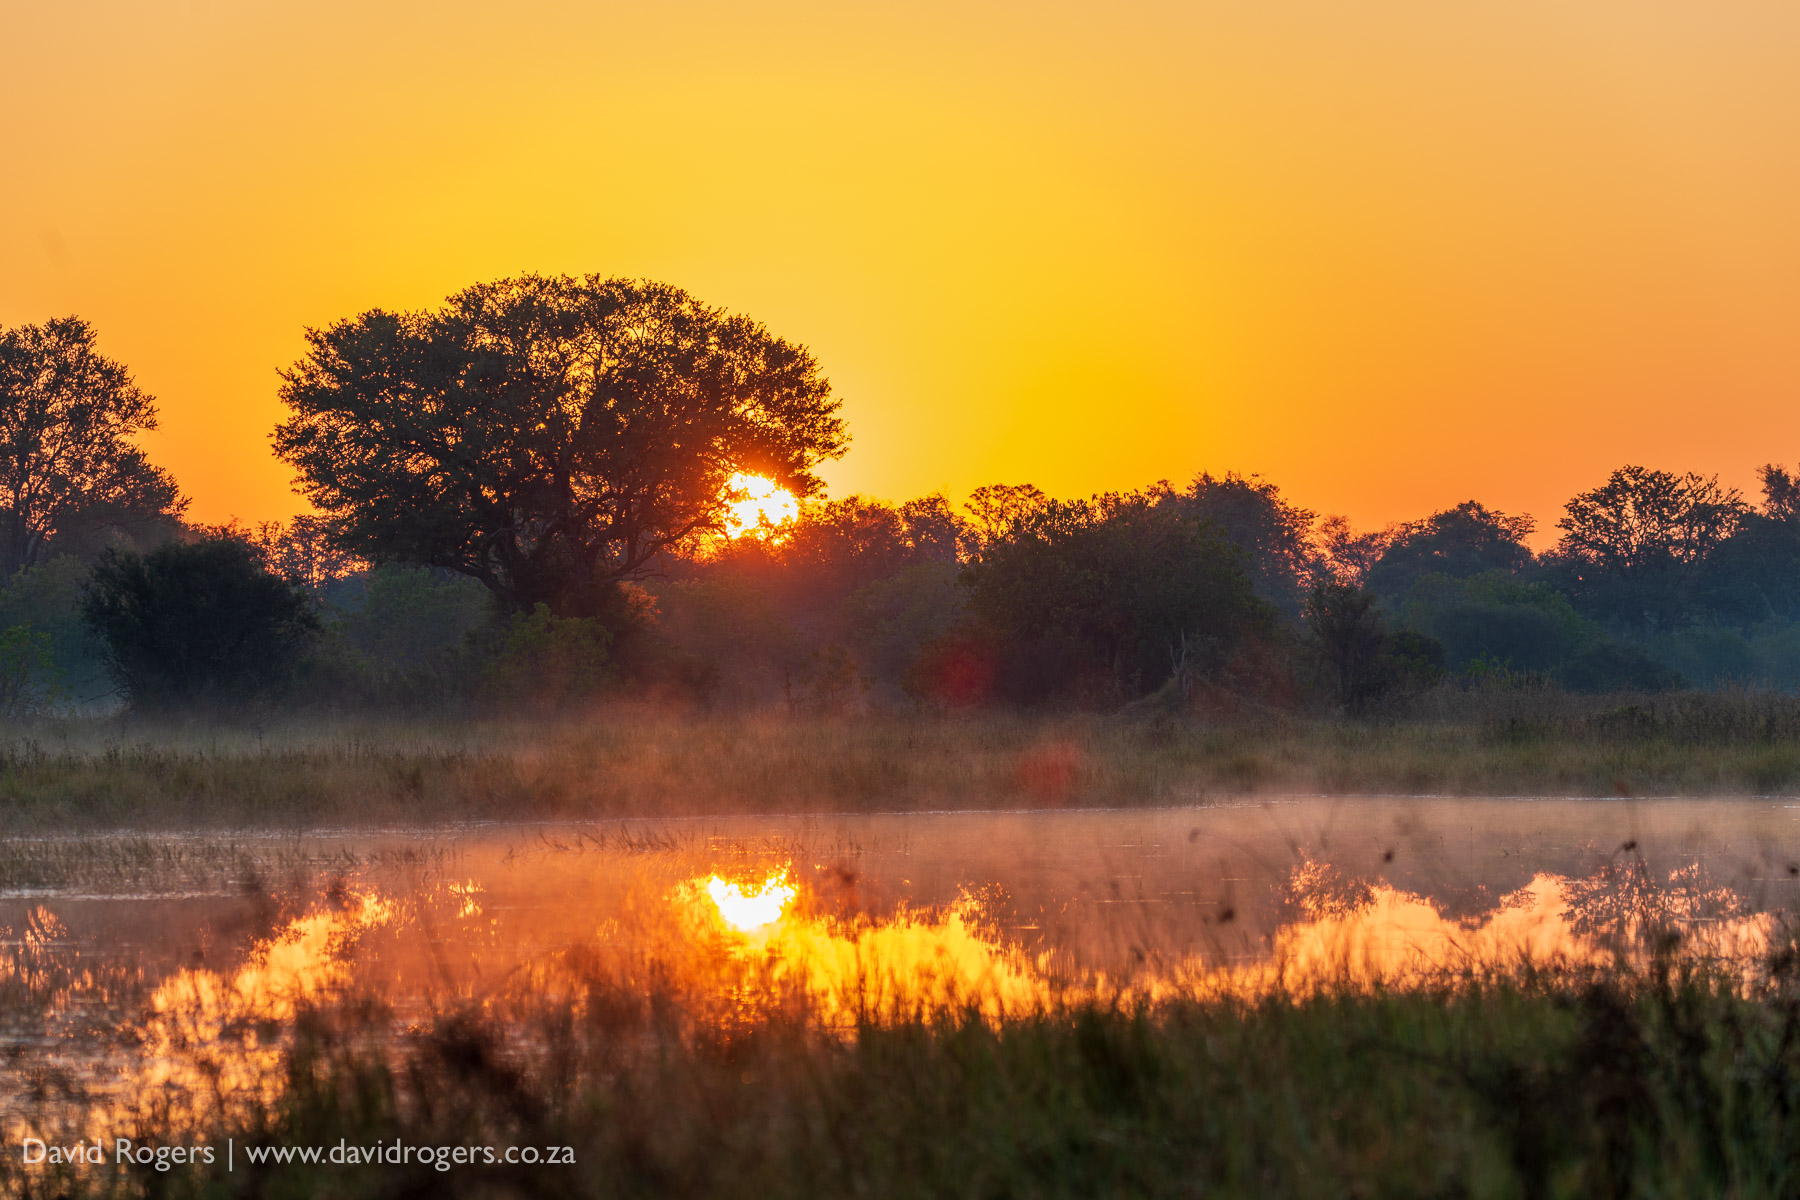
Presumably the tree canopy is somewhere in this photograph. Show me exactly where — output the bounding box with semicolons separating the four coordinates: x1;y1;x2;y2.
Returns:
0;317;186;579
963;491;1272;703
1177;472;1318;614
1699;463;1800;625
1552;465;1747;633
81;536;320;706
273;275;848;617
1366;500;1535;602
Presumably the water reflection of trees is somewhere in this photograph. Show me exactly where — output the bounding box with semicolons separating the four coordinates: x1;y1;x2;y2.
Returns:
1561;855;1748;942
1279;854;1375;921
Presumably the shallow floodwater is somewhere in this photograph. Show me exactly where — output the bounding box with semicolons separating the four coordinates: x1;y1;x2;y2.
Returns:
3;797;1798;1137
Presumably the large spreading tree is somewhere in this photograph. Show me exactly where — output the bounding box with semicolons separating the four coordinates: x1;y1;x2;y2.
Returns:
273;275;849;617
0;317;186;579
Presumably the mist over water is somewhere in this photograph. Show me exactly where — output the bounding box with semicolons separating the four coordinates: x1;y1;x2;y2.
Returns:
3;798;1797;1139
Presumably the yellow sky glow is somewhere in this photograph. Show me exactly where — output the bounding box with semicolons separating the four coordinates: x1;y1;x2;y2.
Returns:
5;1;1800;545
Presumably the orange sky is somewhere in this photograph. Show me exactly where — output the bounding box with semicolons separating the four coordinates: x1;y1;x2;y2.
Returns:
4;0;1799;545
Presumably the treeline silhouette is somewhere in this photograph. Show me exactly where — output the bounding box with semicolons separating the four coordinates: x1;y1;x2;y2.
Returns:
5;288;1800;716
649;467;1800;712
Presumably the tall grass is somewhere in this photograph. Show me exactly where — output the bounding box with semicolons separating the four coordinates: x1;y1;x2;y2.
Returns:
1;689;1800;829
13;954;1800;1199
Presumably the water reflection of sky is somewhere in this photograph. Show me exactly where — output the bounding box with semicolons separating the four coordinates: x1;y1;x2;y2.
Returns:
3;799;1797;1140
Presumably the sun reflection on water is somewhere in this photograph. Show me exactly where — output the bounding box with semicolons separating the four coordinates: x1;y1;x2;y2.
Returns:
2;834;1792;1166
703;869;796;933
680;857;1783;1020
697;871;1050;1022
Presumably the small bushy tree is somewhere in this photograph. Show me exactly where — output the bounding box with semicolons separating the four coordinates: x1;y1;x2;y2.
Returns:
1394;572;1598;675
333;565;491;672
483;604;614;707
80;537;320;707
0;555;109;700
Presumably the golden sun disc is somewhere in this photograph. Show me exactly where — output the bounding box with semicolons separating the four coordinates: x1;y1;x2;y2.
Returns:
722;472;800;538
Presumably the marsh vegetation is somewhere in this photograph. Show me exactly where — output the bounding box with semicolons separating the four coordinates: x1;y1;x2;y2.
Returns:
3;694;1800;832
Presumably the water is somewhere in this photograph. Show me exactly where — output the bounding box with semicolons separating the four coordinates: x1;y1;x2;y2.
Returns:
3;797;1797;1139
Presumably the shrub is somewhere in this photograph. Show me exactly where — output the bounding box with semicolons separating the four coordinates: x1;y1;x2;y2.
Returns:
79;537;320;707
0;623;64;716
965;493;1273;705
331;565;491;672
482;603;614;707
1555;641;1685;694
0;555;110;701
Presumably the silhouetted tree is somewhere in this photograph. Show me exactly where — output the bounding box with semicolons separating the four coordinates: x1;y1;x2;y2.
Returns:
1177;472;1318;614
775;497;916;600
243;515;363;593
0;317;186;579
1304;581;1388;710
962;484;1051;558
1551;465;1747;633
1366;501;1534;602
965;491;1272;703
1700;463;1800;625
1304;580;1442;710
273;275;848;618
80;536;320;706
897;494;966;563
1760;464;1800;522
1313;515;1393;587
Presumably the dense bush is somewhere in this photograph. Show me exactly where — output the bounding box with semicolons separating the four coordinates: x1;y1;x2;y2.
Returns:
0;623;62;716
963;493;1274;705
482;603;615;708
1396;571;1598;675
0;555;109;702
79;537;320;707
1303;581;1443;711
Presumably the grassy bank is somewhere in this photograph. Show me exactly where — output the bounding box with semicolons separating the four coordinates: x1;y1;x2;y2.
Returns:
1;690;1800;828
11;962;1800;1200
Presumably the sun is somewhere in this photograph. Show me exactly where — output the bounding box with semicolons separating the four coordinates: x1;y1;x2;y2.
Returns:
722;472;800;539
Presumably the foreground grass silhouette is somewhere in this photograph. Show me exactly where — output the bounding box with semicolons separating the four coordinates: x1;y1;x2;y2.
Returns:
3;689;1800;829
10;961;1800;1199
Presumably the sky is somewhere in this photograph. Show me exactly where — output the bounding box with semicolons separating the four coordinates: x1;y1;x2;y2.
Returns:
4;0;1799;545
